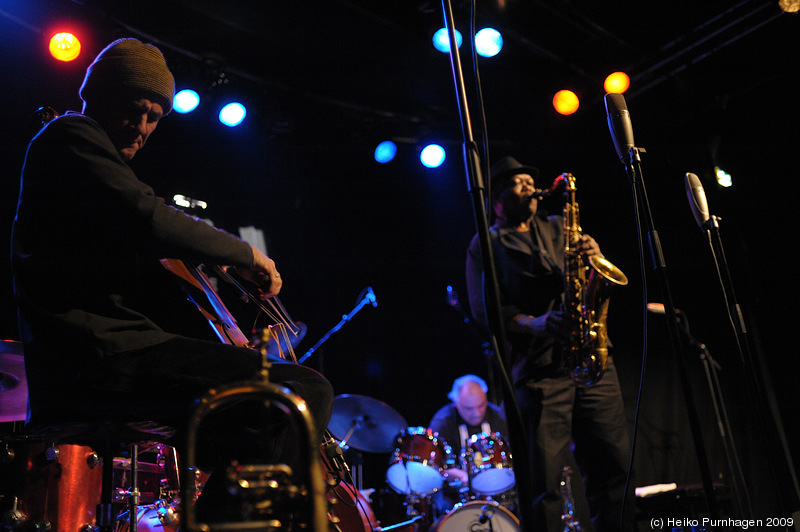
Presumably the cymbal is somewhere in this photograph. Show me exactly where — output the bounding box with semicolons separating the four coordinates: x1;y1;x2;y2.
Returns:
0;340;27;422
328;394;408;454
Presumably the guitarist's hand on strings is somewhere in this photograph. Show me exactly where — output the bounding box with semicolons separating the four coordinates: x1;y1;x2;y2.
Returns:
235;246;283;297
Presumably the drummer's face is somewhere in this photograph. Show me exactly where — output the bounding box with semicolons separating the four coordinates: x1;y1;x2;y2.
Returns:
455;383;488;426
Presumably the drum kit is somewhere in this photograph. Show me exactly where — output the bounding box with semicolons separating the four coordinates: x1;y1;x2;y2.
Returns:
0;340;188;532
327;394;520;532
2;341;518;531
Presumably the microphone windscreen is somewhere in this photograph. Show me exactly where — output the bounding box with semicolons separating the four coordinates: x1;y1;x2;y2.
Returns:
604;93;635;162
685;172;710;227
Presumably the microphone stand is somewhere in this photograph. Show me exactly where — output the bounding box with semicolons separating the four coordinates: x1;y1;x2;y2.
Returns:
297;288;376;365
672;308;752;518
439;1;534;530
699;214;800;514
621;146;721;518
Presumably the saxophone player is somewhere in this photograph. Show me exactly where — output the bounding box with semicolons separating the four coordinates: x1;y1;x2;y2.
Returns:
466;156;634;532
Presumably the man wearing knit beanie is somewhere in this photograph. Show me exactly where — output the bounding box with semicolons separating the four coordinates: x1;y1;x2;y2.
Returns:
13;37;334;524
77;38;175;162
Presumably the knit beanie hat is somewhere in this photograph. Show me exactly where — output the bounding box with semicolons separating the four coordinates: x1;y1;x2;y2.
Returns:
79;38;175;114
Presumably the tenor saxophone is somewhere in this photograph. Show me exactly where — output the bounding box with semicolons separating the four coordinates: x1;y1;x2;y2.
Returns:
534;173;629;385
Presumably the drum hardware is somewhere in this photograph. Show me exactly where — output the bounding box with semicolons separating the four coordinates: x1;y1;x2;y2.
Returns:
559;466;581;531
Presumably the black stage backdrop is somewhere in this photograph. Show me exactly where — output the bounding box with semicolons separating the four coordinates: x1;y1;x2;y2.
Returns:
1;2;798;523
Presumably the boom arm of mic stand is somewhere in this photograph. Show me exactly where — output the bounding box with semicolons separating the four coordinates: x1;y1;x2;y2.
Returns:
439;1;534;529
298;294;374;365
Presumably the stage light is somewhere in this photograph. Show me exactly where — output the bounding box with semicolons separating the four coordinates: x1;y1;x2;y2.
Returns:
779;0;800;12
48;32;81;62
553;90;580;115
433;28;463;53
714;166;733;187
374;140;397;163
219;102;247;127
173;89;200;114
420;144;446;168
604;72;631;94
475;28;503;57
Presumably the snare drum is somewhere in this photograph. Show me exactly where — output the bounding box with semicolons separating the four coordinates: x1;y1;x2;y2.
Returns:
386;427;449;495
430;500;519;531
464;432;515;495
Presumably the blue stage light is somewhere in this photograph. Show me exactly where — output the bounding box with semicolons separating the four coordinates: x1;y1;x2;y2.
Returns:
219;102;247;127
433;28;463;53
420;144;446;168
173;89;200;114
475;28;503;57
374;140;398;163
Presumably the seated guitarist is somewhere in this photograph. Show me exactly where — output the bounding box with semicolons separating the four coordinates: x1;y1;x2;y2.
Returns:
11;37;333;521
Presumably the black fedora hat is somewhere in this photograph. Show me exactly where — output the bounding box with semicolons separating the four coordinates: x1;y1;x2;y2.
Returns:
489;156;540;198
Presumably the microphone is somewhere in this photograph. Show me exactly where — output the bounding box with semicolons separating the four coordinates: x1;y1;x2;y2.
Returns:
366;286;378;308
685;172;710;228
478;504;494;524
604;93;636;164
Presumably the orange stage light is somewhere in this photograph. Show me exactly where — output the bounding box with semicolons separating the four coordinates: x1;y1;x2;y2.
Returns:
553;90;580;115
604;72;630;94
49;32;82;62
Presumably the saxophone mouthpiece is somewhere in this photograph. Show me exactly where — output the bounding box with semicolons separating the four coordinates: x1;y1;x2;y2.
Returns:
529;189;550;200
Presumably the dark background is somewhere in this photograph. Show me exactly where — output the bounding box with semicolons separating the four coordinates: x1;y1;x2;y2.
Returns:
2;0;798;521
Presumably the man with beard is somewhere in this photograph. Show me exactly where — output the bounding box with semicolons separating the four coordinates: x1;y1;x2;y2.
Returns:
465;157;633;531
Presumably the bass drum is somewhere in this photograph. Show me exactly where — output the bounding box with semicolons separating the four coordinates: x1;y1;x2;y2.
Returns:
430;500;519;532
116;503;180;532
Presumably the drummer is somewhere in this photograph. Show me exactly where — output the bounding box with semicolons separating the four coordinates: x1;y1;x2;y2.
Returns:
428;374;509;483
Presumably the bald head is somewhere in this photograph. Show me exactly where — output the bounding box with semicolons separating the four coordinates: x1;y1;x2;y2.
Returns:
454;380;488;426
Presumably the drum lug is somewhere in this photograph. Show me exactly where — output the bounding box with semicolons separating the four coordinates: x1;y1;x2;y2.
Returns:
1;497;28;531
1;444;14;463
34;520;53;531
44;445;59;462
86;452;101;468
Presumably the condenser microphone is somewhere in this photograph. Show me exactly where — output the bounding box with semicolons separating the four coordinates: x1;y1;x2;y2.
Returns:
365;286;378;308
685;172;710;228
604;93;636;164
